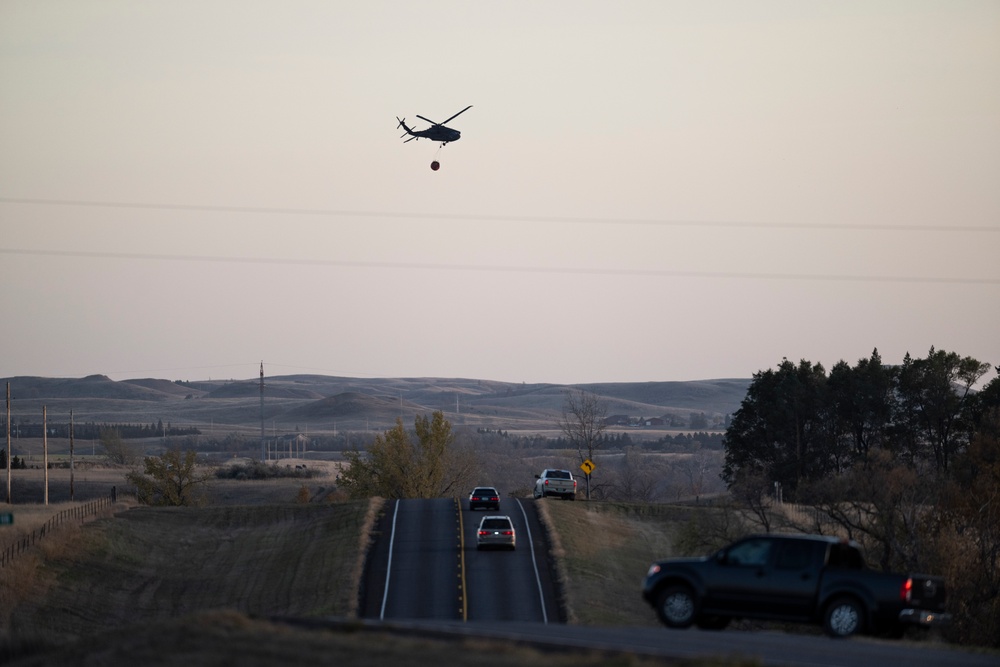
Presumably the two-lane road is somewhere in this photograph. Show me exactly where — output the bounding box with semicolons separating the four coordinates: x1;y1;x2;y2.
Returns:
363;497;559;623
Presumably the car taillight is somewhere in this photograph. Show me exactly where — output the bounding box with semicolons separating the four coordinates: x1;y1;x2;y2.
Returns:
502;530;513;535
490;496;498;501
478;530;489;536
471;496;480;501
901;578;913;602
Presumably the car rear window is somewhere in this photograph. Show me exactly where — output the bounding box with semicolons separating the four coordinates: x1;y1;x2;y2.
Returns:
482;518;511;530
473;488;496;495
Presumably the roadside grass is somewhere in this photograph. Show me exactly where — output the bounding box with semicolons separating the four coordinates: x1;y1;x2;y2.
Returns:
539;500;700;627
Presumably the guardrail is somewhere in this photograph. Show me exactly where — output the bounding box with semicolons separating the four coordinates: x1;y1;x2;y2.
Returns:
0;491;131;568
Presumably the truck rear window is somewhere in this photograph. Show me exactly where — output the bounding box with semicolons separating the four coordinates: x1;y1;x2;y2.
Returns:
548;471;570;479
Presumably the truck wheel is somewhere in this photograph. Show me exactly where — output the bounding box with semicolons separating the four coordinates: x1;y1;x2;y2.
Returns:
824;596;865;638
655;585;697;629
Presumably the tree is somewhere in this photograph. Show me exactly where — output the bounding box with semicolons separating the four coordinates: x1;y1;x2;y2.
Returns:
689;412;709;430
798;451;931;572
932;407;1000;646
894;348;991;473
101;427;139;466
126;449;209;506
722;358;833;496
730;468;776;533
337;411;477;499
827;348;896;466
608;446;664;502
558;390;607;500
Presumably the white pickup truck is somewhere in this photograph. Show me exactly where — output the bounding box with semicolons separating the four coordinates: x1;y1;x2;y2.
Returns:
533;469;577;500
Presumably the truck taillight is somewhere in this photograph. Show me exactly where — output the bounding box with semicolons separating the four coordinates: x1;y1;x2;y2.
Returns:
573;480;577;488
901;578;913;602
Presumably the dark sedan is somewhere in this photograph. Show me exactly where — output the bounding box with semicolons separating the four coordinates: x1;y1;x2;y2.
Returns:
468;487;500;511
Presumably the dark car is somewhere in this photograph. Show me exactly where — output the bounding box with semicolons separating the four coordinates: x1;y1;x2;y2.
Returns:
642;533;950;638
468;487;500;511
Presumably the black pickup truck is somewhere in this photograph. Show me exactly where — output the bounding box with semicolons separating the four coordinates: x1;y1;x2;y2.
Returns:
641;533;950;638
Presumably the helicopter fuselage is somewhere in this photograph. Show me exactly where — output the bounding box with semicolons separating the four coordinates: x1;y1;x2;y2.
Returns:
410;125;460;143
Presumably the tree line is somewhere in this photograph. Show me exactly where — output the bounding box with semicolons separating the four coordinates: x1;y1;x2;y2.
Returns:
722;347;995;493
0;419;200;439
0;449;27;469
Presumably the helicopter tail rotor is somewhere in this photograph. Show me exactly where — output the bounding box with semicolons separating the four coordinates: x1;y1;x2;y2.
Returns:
396;117;419;142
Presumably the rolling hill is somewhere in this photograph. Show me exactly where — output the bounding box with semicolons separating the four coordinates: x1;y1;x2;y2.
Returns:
0;374;750;434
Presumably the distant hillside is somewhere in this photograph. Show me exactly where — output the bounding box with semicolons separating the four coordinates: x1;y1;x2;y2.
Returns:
1;374;750;433
3;375;177;401
121;378;208;398
282;392;419;426
205;382;324;400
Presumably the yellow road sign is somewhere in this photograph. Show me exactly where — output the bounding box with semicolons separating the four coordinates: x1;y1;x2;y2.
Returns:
580;459;595;475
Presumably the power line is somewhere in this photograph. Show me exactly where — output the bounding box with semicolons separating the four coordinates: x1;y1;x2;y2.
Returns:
2;196;998;233
2;247;997;285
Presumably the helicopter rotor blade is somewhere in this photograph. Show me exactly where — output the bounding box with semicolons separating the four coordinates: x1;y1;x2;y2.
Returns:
439;105;472;126
396;117;406;129
415;115;438;126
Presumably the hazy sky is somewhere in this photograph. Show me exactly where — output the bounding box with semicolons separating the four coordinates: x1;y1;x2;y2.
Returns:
1;1;998;385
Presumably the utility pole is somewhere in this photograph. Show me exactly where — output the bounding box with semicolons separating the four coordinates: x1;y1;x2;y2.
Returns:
43;406;49;506
70;410;75;501
6;383;10;504
259;361;265;462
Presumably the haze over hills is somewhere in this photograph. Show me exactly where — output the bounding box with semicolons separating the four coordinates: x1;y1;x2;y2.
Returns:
1;374;750;434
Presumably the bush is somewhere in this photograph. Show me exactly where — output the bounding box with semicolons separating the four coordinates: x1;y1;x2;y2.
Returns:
215;461;322;481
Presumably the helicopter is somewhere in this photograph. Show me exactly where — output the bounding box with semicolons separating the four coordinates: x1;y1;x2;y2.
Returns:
396;105;472;146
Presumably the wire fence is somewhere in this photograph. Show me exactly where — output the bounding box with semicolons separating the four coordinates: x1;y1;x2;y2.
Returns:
0;490;132;568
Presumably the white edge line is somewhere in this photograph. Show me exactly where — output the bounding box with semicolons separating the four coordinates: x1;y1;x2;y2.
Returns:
379;499;401;620
516;499;548;625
